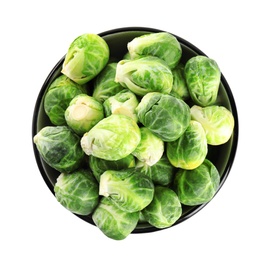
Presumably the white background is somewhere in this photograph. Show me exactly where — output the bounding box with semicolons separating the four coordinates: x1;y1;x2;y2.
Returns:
1;0;269;259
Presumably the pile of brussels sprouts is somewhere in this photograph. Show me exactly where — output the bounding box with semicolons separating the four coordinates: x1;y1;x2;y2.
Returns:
34;32;235;240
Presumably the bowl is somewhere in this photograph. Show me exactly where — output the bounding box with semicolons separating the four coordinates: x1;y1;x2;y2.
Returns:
32;27;238;233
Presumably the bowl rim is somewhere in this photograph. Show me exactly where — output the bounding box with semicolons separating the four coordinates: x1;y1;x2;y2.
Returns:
32;26;239;234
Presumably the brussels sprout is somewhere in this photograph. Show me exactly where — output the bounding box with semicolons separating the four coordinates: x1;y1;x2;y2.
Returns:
64;94;104;135
135;92;191;142
136;155;175;186
115;56;173;96
54;169;99;215
132;127;164;166
89;154;135;182
191;105;234;145
44;75;87;125
92;197;139;240
99;168;154;213
184;55;221;106
33;126;84;173
167;120;208;170
138;211;147;223
174;159;220;206
103;89;139;122
80;114;141;161
122;52;131;60
92;62;124;103
170;63;190;100
142;186;182;228
127;32;182;69
62;33;109;84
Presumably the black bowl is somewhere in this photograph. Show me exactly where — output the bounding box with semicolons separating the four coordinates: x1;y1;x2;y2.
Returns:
32;27;238;233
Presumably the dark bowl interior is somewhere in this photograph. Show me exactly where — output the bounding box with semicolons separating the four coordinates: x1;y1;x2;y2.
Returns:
32;27;238;233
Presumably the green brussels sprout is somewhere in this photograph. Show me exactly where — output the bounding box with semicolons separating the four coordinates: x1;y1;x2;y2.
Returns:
92;197;139;240
132;127;164;166
136;155;175;186
103;89;139;122
92;62;124;103
135;92;191;142
44;75;87;125
127;32;182;69
167;120;208;170
99;168;154;213
54;169;99;215
184;55;221;106
170;63;190;100
174;159;220;206
62;33;109;84
80;114;141;161
191;105;234;145
122;52;131;60
89;154;135;182
138;211;147;223
115;56;173;96
33;126;84;173
65;94;104;135
142;186;182;228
